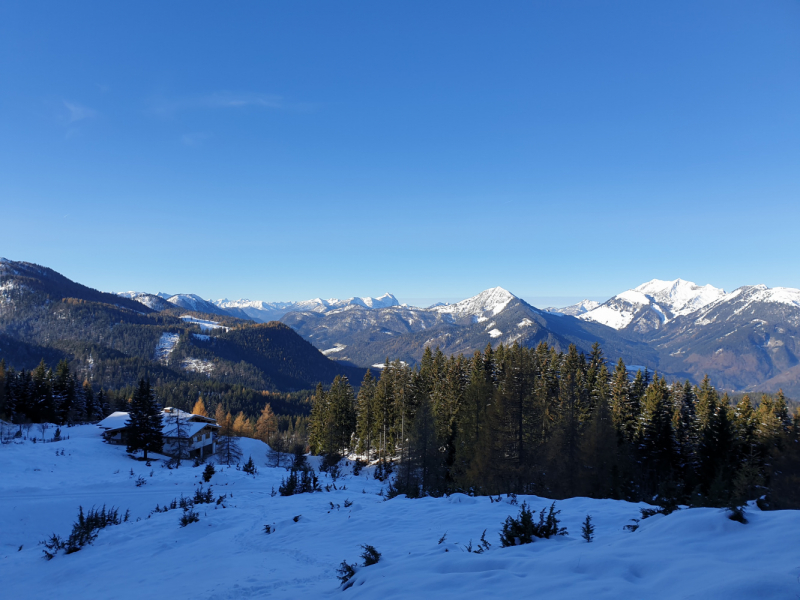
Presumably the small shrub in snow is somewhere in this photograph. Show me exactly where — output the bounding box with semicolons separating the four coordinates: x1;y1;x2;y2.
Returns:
360;544;381;566
42;505;126;559
320;453;342;480
581;515;594;543
279;467;320;496
193;486;214;504
336;560;356;586
727;504;747;524
352;458;366;476
135;476;147;487
264;524;273;534
499;502;567;547
202;464;215;482
179;506;199;527
344;498;353;508
623;518;640;532
242;456;257;476
373;458;393;482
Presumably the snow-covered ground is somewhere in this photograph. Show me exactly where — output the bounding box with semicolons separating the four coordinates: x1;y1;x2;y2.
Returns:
154;332;180;362
1;426;798;599
180;316;228;331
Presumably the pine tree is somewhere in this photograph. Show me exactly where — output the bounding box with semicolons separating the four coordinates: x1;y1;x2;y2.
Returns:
578;364;620;498
52;360;75;425
637;376;675;493
125;379;164;461
355;370;377;459
610;358;636;443
328;376;356;455
308;383;329;455
581;514;594;542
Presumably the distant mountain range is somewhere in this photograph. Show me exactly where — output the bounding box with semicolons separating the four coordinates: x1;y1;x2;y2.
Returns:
114;277;800;397
0;259;368;395
4;257;799;397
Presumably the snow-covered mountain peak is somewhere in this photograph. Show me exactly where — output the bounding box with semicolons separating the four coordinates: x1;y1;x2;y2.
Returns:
633;278;726;316
432;287;518;319
580;278;727;330
544;299;600;317
358;293;399;309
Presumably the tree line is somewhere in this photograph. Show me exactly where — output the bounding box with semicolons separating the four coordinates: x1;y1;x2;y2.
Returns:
0;358;109;425
308;342;800;509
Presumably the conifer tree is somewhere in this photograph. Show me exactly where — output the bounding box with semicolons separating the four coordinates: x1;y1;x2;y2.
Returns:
610;359;636;443
125;379;163;461
578;364;620;498
356;370;377;459
52;360;75;425
637;376;675;493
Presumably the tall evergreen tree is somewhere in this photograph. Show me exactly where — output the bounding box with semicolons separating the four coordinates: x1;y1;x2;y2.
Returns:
125;379;163;461
356;370;377;459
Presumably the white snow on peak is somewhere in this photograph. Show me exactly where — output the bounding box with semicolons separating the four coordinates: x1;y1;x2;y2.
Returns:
116;291;167;310
616;289;651;306
488;328;503;338
432;287;517;319
216;298;295;311
167;294;213;310
581;305;636;329
544;299;600;317
633;279;726;316
726;285;800;316
580;278;727;329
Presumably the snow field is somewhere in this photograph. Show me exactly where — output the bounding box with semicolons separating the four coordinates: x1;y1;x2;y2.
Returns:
1;426;798;599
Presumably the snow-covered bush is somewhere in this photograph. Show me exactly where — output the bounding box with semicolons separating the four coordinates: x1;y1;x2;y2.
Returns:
42;505;127;559
499;502;567;547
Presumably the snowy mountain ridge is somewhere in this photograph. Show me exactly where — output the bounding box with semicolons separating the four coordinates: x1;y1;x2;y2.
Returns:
431;286;517;321
544;299;600;317
577;279;727;331
575;278;800;332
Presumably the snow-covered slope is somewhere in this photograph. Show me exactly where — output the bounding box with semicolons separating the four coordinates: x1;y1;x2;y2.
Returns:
580;279;726;333
1;426;798;599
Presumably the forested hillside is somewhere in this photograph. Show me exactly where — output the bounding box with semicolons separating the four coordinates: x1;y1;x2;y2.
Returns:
0;260;368;425
309;342;800;509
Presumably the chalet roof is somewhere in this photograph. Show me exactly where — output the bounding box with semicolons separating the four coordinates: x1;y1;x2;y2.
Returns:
97;410;219;438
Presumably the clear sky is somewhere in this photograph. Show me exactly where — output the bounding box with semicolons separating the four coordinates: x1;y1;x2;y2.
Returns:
1;1;799;307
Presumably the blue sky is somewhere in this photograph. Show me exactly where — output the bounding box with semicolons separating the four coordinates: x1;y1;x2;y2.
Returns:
1;1;799;307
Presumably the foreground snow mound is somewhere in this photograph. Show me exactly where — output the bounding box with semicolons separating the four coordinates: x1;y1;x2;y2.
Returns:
1;427;798;599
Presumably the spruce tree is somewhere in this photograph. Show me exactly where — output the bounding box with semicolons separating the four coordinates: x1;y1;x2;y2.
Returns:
125;379;163;461
355;370;377;459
